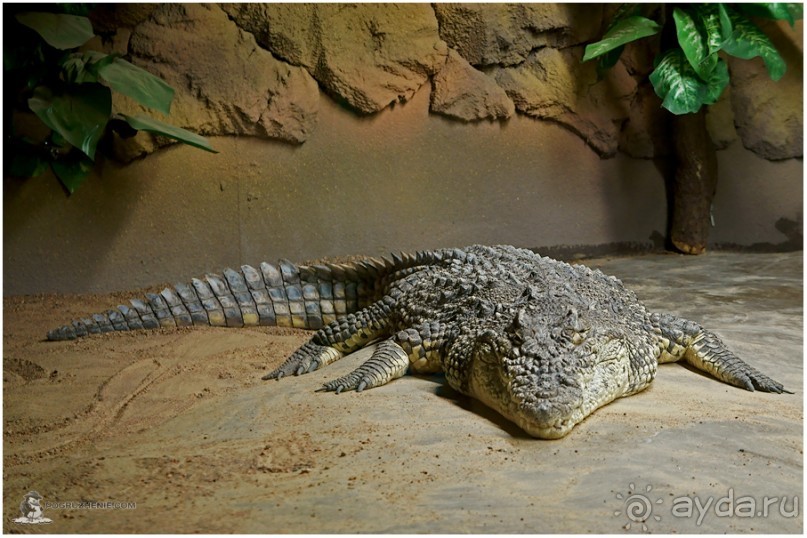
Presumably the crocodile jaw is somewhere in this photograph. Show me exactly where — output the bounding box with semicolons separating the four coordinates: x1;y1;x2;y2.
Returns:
520;360;631;439
468;347;633;439
468;373;586;439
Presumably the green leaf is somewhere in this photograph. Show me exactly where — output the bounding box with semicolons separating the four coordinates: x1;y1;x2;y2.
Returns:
60;52;98;84
691;5;724;55
673;7;717;79
60;54;88;83
51;152;94;194
592;5;638;75
582;16;661;62
597;45;625;76
737;3;804;27
57;3;94;17
11;154;50;178
62;50;174;114
607;4;642;28
701;58;730;105
121;114;218;153
4;42;43;72
15;12;94;50
649;48;707;115
50;130;69;148
603;4;643;34
718;4;734;41
98;58;174;115
7;143;49;178
61;50;121;84
721;7;787;80
28;84;112;159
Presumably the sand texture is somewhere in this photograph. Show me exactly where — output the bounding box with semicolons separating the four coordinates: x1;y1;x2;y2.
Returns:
3;251;802;533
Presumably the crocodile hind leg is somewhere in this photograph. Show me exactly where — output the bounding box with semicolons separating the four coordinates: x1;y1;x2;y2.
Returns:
262;297;396;380
653;313;789;393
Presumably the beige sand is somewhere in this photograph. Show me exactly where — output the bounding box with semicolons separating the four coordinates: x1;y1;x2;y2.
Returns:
3;252;802;533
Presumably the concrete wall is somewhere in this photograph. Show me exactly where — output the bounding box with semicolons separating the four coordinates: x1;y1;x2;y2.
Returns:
3;4;802;295
4;87;802;295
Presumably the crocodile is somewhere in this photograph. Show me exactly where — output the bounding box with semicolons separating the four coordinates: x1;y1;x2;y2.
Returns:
46;244;788;438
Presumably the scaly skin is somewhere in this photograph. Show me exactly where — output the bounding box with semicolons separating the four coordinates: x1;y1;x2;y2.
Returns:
47;245;789;438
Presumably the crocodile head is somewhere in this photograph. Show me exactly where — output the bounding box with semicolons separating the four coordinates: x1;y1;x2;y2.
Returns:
465;304;633;439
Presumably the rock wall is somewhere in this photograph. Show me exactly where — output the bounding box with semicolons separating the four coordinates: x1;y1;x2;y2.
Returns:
3;4;803;295
95;3;802;161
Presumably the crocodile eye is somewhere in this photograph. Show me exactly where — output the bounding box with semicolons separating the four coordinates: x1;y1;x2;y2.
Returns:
474;341;498;366
561;327;586;345
561;327;575;339
475;329;510;364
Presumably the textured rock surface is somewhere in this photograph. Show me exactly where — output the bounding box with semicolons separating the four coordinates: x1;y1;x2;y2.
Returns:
494;47;636;157
113;3;319;161
730;71;803;160
87;4;801;162
89;3;157;32
728;21;803;160
705;88;739;151
618;83;670;159
614;36;671;159
433;4;602;66
430;49;514;121
223;3;448;114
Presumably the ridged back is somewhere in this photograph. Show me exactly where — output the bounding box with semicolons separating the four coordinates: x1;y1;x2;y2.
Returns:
46;248;467;341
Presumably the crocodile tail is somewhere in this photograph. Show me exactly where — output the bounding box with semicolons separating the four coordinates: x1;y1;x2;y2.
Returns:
44;249;457;341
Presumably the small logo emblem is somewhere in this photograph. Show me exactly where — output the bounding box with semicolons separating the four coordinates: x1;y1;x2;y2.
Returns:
14;490;52;525
614;483;663;531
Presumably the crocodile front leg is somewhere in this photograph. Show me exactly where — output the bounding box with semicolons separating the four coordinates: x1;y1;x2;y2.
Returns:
315;321;457;393
262;297;395;380
653;313;789;393
318;339;410;393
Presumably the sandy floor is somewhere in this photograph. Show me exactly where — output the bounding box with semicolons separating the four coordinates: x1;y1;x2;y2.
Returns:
3;251;802;533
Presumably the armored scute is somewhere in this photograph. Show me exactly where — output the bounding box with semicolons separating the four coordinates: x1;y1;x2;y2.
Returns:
47;245;788;438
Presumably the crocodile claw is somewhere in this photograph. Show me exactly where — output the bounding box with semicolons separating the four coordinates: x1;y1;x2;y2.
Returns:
316;339;409;394
735;364;789;394
263;342;344;382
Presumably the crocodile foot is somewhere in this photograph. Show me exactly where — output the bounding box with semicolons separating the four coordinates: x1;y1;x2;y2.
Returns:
262;342;343;380
316;339;409;393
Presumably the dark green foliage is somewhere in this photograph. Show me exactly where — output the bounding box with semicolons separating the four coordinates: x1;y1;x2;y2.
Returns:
5;9;216;194
583;3;800;115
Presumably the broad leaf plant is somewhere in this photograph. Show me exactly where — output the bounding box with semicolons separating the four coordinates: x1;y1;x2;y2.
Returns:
583;3;802;115
5;8;217;193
